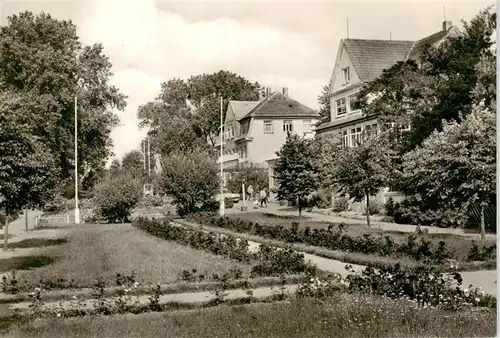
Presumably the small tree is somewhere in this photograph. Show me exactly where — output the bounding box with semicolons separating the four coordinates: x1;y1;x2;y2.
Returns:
332;134;396;226
92;172;142;223
226;162;268;195
159;149;220;216
274;134;319;217
402;103;495;240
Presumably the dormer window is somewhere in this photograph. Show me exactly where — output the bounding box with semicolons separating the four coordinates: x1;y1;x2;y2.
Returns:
342;67;350;84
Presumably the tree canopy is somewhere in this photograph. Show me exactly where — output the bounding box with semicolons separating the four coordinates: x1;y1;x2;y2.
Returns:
0;11;126;200
138;70;261;156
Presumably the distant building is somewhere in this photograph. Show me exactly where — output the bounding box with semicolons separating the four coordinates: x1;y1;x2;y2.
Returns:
216;87;319;189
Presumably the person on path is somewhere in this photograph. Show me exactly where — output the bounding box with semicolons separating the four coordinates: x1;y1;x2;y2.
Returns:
247;185;254;202
260;188;267;208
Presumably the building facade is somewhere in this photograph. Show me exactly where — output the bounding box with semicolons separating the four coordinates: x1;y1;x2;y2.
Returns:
314;21;458;211
216;88;319;188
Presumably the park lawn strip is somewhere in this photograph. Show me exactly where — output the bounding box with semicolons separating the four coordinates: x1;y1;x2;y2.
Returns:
176;219;495;272
4;293;495;338
12;224;252;290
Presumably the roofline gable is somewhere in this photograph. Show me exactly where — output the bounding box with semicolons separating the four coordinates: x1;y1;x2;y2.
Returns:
328;39;346;96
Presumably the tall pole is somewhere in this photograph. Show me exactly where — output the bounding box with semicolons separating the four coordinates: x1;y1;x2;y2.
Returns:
219;96;225;216
143;140;146;171
347;17;349;39
74;96;80;225
147;137;151;176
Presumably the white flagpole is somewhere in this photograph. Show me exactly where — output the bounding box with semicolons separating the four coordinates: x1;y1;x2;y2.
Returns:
74;96;80;224
219;96;225;216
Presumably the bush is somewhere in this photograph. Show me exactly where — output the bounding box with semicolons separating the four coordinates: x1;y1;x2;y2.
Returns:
224;198;234;209
92;172;142;223
364;198;382;216
384;197;395;217
159;150;220;216
138;194;164;208
332;196;349;212
391;197;469;228
226;163;268;195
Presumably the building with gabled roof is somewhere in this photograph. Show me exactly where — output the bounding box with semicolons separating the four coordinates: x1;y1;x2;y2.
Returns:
316;20;459;136
216;88;319;187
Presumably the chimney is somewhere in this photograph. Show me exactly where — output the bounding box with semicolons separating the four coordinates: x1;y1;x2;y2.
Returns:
266;87;272;99
282;87;288;98
442;20;452;31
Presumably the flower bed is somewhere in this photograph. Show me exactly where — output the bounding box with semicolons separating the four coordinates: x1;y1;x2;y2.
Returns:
188;213;496;265
133;218;316;278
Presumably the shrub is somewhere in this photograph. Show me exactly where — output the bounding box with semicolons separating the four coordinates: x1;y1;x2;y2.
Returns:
384;197;395;217
332;196;349;212
159;150;220;216
364;198;382;215
138;194;164;208
92;172;142;223
226;163;268;195
392;197;469;228
224;198;234;209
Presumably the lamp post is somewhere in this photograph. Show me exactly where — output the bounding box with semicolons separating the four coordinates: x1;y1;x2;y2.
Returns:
74;96;80;224
219;96;225;216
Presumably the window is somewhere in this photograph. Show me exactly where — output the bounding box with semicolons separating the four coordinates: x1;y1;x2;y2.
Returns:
342;67;350;84
341;130;349;148
336;98;347;116
283;120;293;132
350;127;362;147
263;120;274;134
228;127;234;139
303;120;313;132
349;95;358;112
364;123;378;138
237;147;242;158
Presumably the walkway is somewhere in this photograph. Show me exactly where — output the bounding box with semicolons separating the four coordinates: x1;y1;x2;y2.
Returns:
227;202;496;241
174;221;497;297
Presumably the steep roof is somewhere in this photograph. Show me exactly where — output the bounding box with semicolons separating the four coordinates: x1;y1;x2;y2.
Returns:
407;28;451;61
229;101;260;121
242;92;318;120
343;39;414;82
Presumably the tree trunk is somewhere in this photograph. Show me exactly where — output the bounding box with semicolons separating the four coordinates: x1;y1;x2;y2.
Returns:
366;194;371;227
25;209;28;232
3;215;8;252
298;197;302;219
480;202;486;241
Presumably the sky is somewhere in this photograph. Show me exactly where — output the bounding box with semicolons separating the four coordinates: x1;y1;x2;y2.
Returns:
1;0;495;164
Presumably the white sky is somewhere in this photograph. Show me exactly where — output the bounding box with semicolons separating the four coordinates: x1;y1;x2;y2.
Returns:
1;0;495;164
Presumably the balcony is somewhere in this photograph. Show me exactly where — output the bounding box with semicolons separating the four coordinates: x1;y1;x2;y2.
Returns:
216;153;239;165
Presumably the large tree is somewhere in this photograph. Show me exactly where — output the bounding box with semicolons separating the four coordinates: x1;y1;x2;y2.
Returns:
0;11;126;189
274;134;319;217
402;103;495;240
121;150;145;179
0;91;59;250
138;70;261;156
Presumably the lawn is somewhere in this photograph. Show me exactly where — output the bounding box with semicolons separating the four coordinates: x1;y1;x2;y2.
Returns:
226;212;496;262
4;293;495;338
12;224;252;289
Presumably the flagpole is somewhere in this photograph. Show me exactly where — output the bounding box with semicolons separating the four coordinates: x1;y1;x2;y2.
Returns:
219;96;225;216
74;96;80;224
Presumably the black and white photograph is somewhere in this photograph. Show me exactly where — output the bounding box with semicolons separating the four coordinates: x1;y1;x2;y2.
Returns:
0;0;497;337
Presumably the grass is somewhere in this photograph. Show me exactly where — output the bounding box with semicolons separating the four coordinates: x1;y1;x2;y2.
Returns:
4;293;496;338
13;224;252;289
0;256;55;272
225;212;496;262
7;239;67;249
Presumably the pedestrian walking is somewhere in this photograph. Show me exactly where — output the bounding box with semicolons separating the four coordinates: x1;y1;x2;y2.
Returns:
259;188;267;207
247;185;254;202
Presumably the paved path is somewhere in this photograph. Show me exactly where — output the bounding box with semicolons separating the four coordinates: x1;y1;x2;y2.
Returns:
227;202;496;241
10;284;299;311
175;221;497;297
